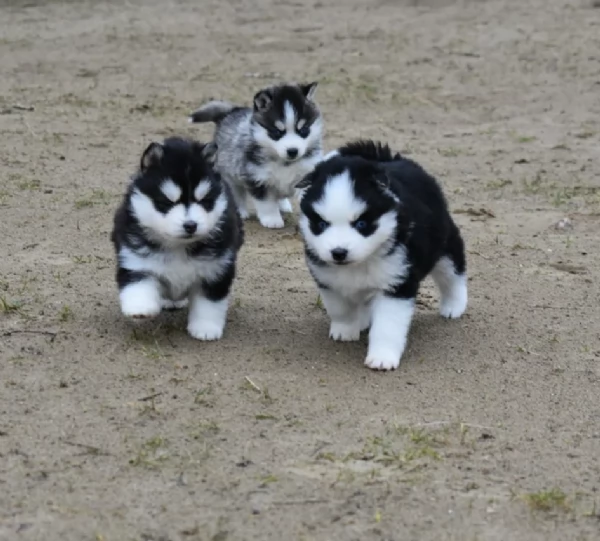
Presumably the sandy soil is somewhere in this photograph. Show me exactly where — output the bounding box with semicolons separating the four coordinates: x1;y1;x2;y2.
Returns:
1;0;600;539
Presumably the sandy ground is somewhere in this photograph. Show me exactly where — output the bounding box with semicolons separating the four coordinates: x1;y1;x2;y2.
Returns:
1;0;600;539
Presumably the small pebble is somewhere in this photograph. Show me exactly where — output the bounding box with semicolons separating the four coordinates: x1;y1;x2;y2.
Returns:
554;217;572;230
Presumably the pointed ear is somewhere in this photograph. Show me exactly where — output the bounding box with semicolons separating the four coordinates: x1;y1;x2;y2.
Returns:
253;88;273;113
201;142;218;164
300;81;318;101
140;142;163;171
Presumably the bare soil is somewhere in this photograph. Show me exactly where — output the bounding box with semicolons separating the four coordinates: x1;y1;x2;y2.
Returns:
1;0;600;539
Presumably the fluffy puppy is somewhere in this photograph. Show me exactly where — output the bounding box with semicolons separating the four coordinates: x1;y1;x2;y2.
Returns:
111;136;243;340
189;82;323;228
297;140;468;370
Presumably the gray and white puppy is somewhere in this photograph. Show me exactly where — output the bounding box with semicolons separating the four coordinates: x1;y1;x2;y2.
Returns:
189;82;323;229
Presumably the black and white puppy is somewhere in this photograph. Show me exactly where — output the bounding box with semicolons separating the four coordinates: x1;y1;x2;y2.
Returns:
297;140;468;371
110;136;244;341
188;82;323;229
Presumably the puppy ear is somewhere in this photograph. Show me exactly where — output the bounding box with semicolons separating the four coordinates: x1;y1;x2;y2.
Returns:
201;141;218;164
141;142;163;172
300;81;318;101
253;88;273;113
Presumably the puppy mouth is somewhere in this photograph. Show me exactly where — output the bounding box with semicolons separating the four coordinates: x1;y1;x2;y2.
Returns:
331;260;351;266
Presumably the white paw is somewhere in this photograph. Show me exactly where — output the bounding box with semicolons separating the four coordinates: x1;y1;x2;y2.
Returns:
238;207;250;220
439;292;467;319
162;298;188;310
329;321;361;341
258;213;285;229
120;282;161;319
364;349;401;371
278;198;293;213
187;319;224;341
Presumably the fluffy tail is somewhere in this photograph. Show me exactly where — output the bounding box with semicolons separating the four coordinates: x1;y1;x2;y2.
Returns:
337;140;402;162
188;100;237;124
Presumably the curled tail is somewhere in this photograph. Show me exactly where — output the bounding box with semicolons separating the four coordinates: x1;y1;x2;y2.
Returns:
337;139;402;162
188;100;237;124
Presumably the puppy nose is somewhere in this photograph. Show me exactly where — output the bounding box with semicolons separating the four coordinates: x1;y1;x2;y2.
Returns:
331;248;348;262
287;147;298;159
183;221;197;234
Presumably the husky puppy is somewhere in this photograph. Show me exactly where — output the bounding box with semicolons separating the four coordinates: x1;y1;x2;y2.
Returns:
189;82;323;229
110;137;244;341
297;140;468;371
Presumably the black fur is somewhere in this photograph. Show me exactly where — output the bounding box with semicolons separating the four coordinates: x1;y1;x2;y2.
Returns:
111;136;244;302
300;139;466;298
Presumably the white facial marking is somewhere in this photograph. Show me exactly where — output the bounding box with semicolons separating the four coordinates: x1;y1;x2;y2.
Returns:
431;256;468;318
301;170;398;265
130;188;226;244
194;179;211;201
365;295;414;371
160;179;181;203
297;119;306;129
251;100;321;163
187;294;229;340
275;120;285;131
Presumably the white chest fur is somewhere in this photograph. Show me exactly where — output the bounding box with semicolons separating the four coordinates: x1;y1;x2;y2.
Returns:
248;154;321;199
310;247;410;304
120;246;231;299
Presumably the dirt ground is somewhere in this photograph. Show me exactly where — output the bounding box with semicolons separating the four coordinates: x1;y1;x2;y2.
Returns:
1;0;600;539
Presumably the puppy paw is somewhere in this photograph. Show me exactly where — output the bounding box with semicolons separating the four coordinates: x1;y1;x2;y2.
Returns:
329;321;360;341
120;283;161;319
258;213;285;229
364;350;400;371
238;207;250;220
278;198;293;213
162;298;188;311
439;293;467;319
187;319;224;341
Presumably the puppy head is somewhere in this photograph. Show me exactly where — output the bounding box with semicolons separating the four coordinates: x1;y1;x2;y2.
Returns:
130;137;227;246
297;157;399;266
250;82;322;163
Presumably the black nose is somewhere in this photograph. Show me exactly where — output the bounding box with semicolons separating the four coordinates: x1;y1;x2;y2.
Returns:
287;148;298;159
183;221;197;234
331;248;348;262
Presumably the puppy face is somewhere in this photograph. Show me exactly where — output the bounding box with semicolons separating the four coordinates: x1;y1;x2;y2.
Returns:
130;138;227;246
298;158;398;266
250;82;322;163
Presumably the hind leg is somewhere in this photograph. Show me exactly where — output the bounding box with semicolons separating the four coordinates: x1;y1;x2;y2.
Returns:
431;225;467;319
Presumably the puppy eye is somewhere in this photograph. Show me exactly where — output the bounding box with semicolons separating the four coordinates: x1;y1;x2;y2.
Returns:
354;220;368;231
269;128;285;140
297;125;310;138
316;220;328;232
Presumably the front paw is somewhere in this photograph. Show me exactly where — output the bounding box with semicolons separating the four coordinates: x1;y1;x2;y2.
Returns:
364;349;401;371
278;198;293;213
258;213;285;229
439;293;467;319
120;285;161;319
238;207;250;220
187;319;224;341
329;321;360;341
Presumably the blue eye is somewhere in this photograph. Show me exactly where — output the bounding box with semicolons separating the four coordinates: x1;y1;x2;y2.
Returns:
297;125;310;138
317;220;328;231
354;220;367;231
